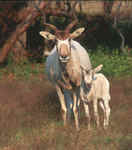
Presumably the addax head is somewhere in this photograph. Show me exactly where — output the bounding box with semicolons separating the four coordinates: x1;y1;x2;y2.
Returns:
40;20;85;63
81;64;103;87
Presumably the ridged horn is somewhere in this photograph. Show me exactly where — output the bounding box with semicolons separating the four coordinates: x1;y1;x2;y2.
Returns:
65;20;78;32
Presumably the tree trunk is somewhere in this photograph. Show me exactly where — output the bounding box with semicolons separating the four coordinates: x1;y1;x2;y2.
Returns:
0;1;46;63
113;2;126;53
12;32;28;63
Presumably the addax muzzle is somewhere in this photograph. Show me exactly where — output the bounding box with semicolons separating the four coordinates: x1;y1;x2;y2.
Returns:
59;55;70;63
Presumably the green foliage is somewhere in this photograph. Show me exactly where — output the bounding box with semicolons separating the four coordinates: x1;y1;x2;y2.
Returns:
0;57;44;80
89;46;132;78
0;45;132;80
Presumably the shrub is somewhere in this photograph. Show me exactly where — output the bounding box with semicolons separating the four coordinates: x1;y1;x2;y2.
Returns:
89;46;132;78
0;45;132;80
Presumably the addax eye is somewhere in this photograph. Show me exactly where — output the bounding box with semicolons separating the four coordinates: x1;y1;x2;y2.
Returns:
68;39;71;48
54;39;58;44
68;39;71;42
86;70;90;74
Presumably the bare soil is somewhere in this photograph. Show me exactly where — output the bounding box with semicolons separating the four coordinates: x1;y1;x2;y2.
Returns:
0;76;132;150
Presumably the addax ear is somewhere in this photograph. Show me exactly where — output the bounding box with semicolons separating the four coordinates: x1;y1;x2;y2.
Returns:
80;65;89;74
80;65;86;71
70;28;85;39
93;64;103;74
39;31;56;40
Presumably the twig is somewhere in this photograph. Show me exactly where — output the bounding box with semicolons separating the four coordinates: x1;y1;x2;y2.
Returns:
112;2;125;52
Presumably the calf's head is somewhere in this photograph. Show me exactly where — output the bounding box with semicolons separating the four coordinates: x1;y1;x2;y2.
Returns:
81;64;103;88
40;21;85;63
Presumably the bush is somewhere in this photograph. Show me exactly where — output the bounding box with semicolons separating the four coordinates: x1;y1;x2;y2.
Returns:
0;45;132;80
89;46;132;78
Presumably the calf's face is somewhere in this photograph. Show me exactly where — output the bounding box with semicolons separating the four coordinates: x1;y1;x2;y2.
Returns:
82;69;93;88
81;64;103;88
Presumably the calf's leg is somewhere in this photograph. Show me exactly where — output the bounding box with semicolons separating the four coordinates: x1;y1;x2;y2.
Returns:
83;102;91;130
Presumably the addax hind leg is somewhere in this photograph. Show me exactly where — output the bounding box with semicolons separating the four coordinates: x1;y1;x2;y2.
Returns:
103;99;111;129
83;101;91;130
63;89;73;121
93;98;100;128
99;100;107;129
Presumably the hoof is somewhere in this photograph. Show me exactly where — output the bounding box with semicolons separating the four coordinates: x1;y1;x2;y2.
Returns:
88;126;91;131
104;125;108;130
76;127;80;132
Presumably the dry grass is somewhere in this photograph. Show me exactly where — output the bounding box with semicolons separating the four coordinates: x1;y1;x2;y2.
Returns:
0;76;132;150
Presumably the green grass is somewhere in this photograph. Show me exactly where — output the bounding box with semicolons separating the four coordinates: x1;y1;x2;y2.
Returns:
89;46;132;78
0;46;132;80
0;60;45;80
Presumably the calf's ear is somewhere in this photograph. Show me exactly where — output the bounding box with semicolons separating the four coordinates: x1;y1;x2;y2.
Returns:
80;65;87;73
93;64;103;74
39;31;56;40
80;65;86;77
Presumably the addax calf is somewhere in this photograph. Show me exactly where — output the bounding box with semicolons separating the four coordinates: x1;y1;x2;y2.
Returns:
80;64;111;130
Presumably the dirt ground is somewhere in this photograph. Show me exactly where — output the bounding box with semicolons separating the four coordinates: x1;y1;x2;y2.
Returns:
0;76;132;150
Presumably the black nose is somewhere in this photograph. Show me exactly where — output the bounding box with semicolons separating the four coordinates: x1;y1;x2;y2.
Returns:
62;56;67;59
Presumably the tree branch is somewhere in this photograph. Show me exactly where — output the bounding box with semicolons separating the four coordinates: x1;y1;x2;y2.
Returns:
112;2;125;52
0;1;46;63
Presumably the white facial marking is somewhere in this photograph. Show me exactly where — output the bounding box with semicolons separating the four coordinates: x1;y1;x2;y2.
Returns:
83;70;93;85
59;56;70;61
57;39;70;50
57;39;71;63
